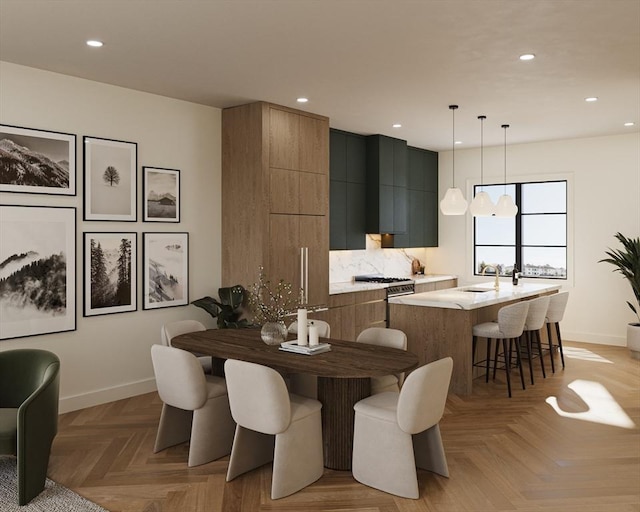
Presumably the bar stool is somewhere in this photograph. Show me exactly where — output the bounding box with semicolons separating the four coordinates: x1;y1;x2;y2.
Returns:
545;292;569;372
520;295;551;384
472;301;529;397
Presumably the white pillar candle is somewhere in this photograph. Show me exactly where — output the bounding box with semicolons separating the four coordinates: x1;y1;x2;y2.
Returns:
297;309;308;346
308;324;319;347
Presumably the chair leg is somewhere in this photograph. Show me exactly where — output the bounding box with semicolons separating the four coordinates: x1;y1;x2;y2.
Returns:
413;423;450;478
272;410;324;499
513;337;526;390
556;322;566;369
188;394;235;467
493;339;500;380
546;323;556;373
226;425;275;483
535;330;546;378
502;338;512;398
485;338;492;383
154;404;192;453
523;332;535;385
472;335;477;366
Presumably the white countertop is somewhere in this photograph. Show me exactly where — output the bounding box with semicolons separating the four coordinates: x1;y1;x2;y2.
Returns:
388;281;561;310
329;274;457;295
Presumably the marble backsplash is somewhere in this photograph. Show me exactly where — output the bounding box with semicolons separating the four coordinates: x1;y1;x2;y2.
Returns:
329;235;429;283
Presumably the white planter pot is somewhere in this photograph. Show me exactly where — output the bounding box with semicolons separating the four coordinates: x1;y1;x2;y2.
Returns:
628;323;640;359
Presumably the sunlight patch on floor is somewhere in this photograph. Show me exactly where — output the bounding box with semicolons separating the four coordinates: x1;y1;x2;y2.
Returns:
546;379;636;429
562;346;613;364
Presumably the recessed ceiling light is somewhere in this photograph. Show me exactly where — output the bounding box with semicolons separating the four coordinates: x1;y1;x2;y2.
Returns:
296;97;308;103
519;53;535;61
392;123;402;128
86;40;103;47
455;141;462;145
624;122;635;127
585;97;598;102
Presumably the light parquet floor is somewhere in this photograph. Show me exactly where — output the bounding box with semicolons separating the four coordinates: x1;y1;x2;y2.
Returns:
48;341;640;512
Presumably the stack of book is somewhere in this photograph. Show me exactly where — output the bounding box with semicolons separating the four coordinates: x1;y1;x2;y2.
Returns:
279;341;331;355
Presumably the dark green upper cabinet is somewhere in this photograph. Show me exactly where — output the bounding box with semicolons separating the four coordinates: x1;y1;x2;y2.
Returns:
365;135;408;234
329;129;367;250
393;146;439;248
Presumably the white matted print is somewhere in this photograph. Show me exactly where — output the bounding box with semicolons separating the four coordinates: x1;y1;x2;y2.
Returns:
143;232;189;309
84;232;137;317
0;124;76;195
143;167;180;222
84;136;137;221
0;205;76;340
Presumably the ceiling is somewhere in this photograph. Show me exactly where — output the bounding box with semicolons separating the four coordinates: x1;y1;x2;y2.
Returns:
1;0;639;151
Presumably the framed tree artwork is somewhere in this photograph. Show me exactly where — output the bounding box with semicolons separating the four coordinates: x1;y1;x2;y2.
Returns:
143;232;189;309
84;136;137;221
0;124;76;196
0;205;76;340
143;166;180;222
83;232;137;316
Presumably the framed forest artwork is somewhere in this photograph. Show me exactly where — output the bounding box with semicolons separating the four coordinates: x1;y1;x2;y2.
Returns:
0;205;76;340
83;232;137;316
143;232;189;309
84;136;137;221
0;124;76;195
143;166;180;222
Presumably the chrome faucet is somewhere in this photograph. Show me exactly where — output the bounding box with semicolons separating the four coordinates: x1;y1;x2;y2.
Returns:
481;265;500;291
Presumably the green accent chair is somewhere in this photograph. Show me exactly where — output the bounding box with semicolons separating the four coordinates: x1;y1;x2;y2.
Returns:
0;349;60;505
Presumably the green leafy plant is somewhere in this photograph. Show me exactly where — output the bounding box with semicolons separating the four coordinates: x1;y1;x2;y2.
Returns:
191;285;250;328
600;232;640;323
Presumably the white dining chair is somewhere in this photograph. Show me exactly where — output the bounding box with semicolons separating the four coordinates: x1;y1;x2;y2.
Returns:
351;357;453;499
150;344;235;467
224;359;324;499
356;327;408;393
161;319;212;374
286;319;331;399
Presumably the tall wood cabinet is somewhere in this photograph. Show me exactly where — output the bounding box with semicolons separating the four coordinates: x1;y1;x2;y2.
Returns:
222;102;330;307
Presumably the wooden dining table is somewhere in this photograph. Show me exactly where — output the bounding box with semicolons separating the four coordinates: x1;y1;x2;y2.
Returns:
171;327;418;470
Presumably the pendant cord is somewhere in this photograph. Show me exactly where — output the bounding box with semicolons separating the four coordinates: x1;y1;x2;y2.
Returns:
502;124;509;195
449;105;458;188
478;115;486;189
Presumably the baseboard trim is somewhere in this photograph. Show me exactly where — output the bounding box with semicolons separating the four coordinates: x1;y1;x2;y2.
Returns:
563;331;626;347
59;378;158;414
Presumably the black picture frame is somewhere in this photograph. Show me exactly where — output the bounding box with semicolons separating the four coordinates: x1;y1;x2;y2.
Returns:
0;124;76;196
142;232;189;310
84;136;137;221
143;166;180;222
0;204;76;340
83;232;137;317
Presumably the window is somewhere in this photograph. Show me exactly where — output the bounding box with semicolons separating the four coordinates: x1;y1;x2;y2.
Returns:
473;180;567;279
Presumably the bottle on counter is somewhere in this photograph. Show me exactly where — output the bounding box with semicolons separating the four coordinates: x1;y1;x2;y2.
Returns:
512;264;519;286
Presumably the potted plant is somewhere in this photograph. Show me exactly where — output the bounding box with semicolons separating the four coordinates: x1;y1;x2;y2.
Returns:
191;285;250;329
600;232;640;358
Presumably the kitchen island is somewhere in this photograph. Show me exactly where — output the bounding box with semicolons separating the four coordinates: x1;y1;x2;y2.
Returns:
388;282;561;395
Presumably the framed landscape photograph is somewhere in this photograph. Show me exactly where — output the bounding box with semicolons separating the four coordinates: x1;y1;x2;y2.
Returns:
84;136;137;221
0;124;76;195
83;232;137;317
143;167;180;222
0;205;76;340
143;232;189;310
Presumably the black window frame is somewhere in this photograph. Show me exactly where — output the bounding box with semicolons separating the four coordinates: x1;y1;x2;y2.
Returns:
473;179;568;280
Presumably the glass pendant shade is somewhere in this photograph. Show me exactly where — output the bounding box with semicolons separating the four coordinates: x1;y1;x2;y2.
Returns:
469;190;495;216
440;187;468;215
494;194;518;217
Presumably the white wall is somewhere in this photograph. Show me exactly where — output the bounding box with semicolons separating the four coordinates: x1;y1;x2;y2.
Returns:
430;132;640;346
0;62;222;412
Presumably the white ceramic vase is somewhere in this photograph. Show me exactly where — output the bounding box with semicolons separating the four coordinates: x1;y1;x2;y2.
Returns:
628;323;640;359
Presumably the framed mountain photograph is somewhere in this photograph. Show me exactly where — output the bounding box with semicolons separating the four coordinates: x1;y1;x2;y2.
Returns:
84;136;137;221
0;205;76;340
83;232;137;317
0;124;76;195
143;232;189;309
143;166;180;222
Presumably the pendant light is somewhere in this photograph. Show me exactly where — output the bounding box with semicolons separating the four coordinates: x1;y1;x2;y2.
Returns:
494;124;518;217
469;115;495;216
440;104;468;215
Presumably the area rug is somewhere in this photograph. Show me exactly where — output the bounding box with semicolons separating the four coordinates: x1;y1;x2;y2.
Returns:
0;457;108;512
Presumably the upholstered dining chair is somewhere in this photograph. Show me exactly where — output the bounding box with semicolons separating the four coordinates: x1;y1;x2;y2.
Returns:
520;295;551;384
150;344;235;466
356;327;408;393
286;319;331;399
351;357;453;499
161;319;212;374
545;291;569;372
472;301;530;397
224;359;324;499
0;349;60;505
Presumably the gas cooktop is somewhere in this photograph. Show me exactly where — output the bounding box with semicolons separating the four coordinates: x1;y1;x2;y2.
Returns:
354;274;414;284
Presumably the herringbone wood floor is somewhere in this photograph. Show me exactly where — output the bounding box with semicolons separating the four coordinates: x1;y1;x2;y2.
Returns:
48;342;640;512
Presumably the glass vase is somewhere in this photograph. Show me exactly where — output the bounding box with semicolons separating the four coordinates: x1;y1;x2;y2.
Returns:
260;321;288;345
